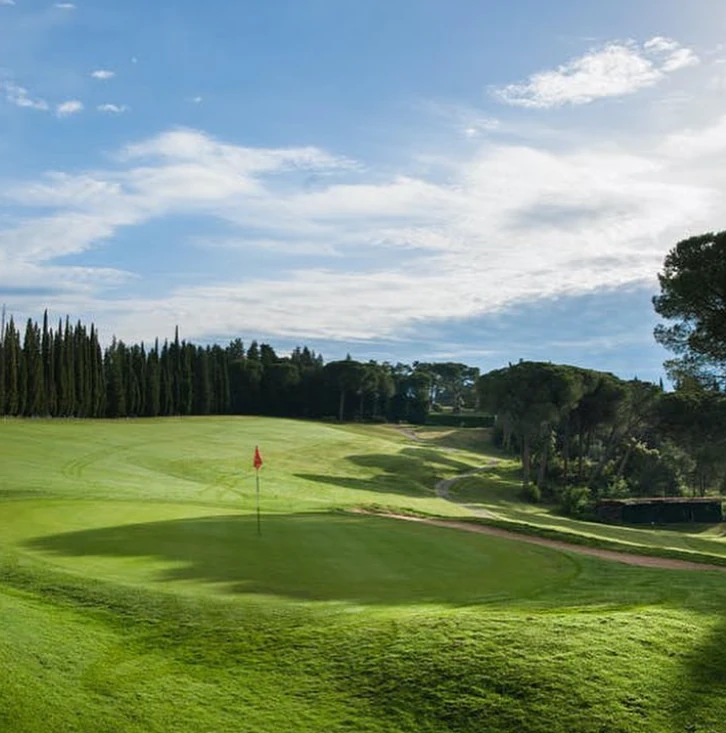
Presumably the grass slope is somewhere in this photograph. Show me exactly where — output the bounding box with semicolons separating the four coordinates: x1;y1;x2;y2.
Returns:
2;418;726;732
447;454;726;563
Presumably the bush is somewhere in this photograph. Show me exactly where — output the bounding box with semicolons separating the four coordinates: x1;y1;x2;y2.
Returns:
557;485;592;517
600;477;630;500
521;482;541;503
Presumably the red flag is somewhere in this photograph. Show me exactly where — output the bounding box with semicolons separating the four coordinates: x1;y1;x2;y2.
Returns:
253;445;263;470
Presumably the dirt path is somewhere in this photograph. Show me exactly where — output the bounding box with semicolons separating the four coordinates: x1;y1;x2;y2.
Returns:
388;428;726;571
367;512;726;572
435;466;497;519
391;425;423;442
391;425;498;518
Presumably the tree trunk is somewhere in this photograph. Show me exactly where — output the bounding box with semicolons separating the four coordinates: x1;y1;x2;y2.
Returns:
563;417;570;485
522;435;531;488
588;425;619;489
577;416;584;483
537;432;549;489
502;414;513;451
338;388;345;422
614;442;634;480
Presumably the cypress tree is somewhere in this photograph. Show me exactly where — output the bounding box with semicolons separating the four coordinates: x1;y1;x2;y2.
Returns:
63;317;75;416
105;339;126;418
124;345;140;416
55;320;68;416
42;310;55;416
180;342;194;415
159;341;173;416
0;307;5;415
16;322;27;417
194;347;213;415
73;321;87;416
23;319;44;416
171;326;181;415
137;344;148;416
89;325;104;417
4;317;19;416
146;339;161;417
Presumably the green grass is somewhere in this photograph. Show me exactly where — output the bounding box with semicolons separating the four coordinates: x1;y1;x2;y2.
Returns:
436;439;726;564
3;417;726;732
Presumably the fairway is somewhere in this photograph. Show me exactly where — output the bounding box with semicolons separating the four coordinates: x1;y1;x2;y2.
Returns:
4;418;726;732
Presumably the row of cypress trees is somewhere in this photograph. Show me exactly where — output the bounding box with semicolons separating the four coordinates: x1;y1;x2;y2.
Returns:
0;311;431;421
0;312;105;418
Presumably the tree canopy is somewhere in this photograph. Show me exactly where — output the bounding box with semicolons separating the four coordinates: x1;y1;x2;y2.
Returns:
653;230;726;386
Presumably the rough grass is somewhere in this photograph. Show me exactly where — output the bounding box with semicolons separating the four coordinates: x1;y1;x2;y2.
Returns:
433;434;726;563
3;418;726;732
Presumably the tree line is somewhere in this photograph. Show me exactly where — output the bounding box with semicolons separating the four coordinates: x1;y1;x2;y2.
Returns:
4;228;726;510
0;310;479;423
477;229;726;512
477;360;726;512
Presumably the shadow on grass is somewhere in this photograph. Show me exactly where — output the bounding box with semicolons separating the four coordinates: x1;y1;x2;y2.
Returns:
297;449;472;500
451;465;524;506
413;427;495;455
25;512;577;606
397;447;476;472
669;614;726;732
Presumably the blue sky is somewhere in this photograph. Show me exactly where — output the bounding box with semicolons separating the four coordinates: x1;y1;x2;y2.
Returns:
2;0;726;382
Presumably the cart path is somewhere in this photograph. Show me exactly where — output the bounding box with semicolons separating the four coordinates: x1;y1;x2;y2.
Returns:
359;511;726;571
387;427;726;570
434;465;498;519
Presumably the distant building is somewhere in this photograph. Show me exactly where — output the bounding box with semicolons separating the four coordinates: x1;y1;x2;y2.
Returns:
596;497;723;524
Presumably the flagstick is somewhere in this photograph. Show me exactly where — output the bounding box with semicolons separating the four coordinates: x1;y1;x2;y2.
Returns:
256;468;261;536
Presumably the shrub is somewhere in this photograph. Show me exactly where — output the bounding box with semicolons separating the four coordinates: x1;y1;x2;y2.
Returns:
521;482;541;503
558;485;592;517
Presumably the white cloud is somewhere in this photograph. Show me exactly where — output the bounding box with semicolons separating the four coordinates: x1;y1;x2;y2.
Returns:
424;100;500;139
0;0;16;6
54;3;76;8
56;100;83;117
661;48;700;72
644;37;680;53
2;107;725;346
659;114;726;161
91;70;115;80
2;82;48;111
190;96;203;104
97;103;128;114
495;37;699;108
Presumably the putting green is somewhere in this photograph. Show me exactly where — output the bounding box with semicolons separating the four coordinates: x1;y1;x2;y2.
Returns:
7;500;577;605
